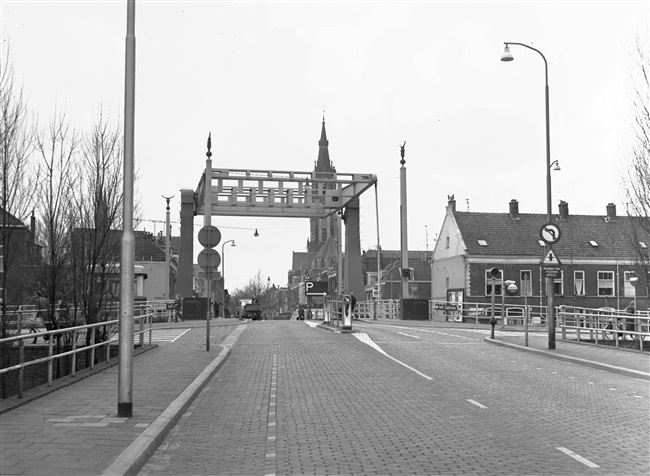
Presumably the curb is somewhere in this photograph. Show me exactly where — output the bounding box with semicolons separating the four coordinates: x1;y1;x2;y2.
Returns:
102;346;231;476
484;337;650;381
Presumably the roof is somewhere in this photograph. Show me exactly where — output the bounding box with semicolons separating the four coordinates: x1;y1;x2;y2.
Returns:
134;231;166;262
0;208;27;228
453;211;650;260
292;252;316;272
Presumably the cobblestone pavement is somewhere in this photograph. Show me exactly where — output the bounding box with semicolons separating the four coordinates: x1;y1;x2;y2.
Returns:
139;321;649;476
0;320;244;476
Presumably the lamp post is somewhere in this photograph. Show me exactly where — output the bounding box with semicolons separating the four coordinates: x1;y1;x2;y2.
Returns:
501;41;557;350
221;239;236;300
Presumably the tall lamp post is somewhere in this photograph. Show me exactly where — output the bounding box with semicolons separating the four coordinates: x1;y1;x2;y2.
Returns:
221;239;236;297
501;41;557;350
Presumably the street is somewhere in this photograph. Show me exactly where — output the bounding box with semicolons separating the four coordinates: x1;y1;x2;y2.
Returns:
139;320;649;476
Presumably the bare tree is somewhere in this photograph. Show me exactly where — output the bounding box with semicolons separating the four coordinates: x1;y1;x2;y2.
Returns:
232;269;273;314
69;109;124;346
33;110;79;328
623;37;650;300
0;52;37;310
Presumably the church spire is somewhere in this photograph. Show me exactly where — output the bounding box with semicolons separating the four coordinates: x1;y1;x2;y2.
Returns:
315;116;334;172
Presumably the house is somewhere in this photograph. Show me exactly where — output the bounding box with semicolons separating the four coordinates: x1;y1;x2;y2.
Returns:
0;209;41;304
431;197;650;316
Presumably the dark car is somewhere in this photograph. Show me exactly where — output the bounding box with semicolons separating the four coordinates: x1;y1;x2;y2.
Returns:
243;303;263;320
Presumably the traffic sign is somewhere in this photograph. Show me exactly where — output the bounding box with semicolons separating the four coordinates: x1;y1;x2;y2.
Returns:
198;225;221;248
544;267;562;278
197;249;221;270
540;248;562;266
540;223;561;245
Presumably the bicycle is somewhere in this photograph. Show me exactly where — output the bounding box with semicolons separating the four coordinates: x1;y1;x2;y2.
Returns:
602;317;646;341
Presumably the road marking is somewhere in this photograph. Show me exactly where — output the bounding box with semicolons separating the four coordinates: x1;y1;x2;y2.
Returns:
353;333;433;380
396;331;421;339
467;399;487;409
555;447;600;468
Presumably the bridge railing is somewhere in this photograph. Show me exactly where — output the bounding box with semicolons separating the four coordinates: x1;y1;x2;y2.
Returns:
0;304;155;399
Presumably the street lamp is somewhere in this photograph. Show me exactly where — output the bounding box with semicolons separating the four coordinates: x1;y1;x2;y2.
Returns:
501;41;557;350
221;240;236;298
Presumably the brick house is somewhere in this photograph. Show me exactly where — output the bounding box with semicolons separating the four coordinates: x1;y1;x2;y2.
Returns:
431;197;650;315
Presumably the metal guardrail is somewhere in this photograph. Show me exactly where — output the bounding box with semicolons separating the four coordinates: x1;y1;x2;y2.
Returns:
0;305;156;398
557;306;649;351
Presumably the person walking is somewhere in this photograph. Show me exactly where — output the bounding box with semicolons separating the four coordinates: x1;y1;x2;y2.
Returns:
224;290;231;318
350;292;357;319
174;294;183;322
35;291;54;341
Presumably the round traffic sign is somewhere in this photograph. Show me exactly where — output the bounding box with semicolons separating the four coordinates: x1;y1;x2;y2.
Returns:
539;223;561;244
198;225;221;248
197;249;221;270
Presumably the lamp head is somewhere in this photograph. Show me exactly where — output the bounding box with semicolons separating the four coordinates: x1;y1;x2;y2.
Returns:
231;240;236;247
501;45;514;62
552;160;561;171
254;229;259;237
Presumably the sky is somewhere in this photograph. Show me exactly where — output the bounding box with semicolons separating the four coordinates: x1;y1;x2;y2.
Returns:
1;0;649;292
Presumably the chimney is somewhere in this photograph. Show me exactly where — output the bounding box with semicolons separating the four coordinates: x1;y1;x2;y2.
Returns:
30;210;36;235
509;199;519;218
606;203;616;220
447;194;456;213
558;200;569;219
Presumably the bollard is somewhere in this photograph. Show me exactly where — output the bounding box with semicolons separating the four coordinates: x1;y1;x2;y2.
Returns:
490;316;497;339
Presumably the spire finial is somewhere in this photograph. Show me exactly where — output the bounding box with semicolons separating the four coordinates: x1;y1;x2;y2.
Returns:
206;132;212;158
400;141;406;165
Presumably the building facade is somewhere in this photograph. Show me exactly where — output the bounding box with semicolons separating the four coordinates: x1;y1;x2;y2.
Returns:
431;197;650;315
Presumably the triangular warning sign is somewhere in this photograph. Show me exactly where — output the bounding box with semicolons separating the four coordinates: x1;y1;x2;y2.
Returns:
540;248;562;266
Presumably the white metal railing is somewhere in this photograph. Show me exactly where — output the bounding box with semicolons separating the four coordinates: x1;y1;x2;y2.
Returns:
428;300;549;326
0;304;156;398
557;305;650;351
356;300;400;319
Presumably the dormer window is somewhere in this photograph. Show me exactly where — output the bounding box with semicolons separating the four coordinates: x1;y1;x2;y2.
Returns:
478;240;488;246
640;242;647;249
589;240;599;247
538;240;546;246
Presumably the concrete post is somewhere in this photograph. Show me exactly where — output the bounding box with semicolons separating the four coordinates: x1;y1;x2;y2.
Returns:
177;188;195;298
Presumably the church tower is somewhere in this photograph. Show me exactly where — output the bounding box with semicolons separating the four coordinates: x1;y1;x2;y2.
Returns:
307;117;339;253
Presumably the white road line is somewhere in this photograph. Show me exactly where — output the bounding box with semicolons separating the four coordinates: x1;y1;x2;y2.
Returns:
353;333;433;380
555;447;600;468
467;399;487;409
396;332;420;339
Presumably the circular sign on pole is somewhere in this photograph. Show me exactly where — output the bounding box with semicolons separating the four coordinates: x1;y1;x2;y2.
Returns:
197;249;221;270
539;223;561;245
198;225;221;248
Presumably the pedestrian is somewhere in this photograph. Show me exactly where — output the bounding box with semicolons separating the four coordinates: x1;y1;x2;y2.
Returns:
214;299;220;318
624;302;636;338
35;291;54;341
174;294;183;322
350;292;357;319
224;290;231;318
298;306;305;321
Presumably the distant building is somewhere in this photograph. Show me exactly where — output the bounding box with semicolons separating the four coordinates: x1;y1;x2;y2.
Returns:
0;209;41;304
431;197;650;313
361;249;432;301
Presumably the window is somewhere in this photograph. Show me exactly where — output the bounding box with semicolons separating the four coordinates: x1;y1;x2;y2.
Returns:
574;270;585;296
520;270;532;296
445;236;450;249
590;240;599;247
624;271;637;297
639;242;647;249
485;269;503;296
538;240;546;247
597;271;615;296
478;240;488;246
553;271;564;296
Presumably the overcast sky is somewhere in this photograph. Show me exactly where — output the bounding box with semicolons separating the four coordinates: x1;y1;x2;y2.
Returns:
2;1;648;292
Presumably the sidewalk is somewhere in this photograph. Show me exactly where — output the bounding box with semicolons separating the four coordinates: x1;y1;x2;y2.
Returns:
0;319;244;476
0;318;647;476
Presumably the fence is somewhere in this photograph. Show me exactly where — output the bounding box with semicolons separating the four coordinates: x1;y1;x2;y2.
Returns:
557;305;650;351
0;303;156;399
428;300;549;326
355;300;400;319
